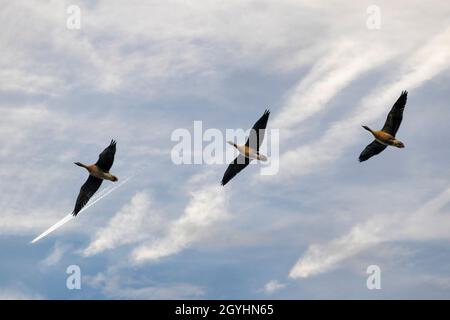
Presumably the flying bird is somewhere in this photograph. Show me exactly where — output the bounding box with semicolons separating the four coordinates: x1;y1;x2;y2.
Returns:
359;91;408;162
221;109;270;186
72;140;118;216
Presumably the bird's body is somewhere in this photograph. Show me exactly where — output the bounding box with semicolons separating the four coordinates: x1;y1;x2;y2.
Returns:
75;163;118;182
364;128;404;148
359;91;407;162
221;109;270;186
72;140;118;216
231;143;268;161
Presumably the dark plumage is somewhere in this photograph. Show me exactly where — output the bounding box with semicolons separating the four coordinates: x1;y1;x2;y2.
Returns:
246;109;270;151
73;176;103;216
72;140;117;216
221;110;270;186
381;91;408;136
359;91;407;162
95;140;117;172
221;154;251;186
359;140;387;162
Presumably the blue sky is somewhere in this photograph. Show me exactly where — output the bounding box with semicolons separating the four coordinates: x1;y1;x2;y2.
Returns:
2;0;450;299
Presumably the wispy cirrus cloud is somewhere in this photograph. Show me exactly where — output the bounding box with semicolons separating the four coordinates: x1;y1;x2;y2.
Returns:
40;242;70;267
272;40;395;137
131;172;229;264
290;187;450;279
263;280;286;294
83;192;163;256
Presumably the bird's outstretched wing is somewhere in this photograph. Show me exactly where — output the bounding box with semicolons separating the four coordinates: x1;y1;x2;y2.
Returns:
221;154;251;186
359;140;388;162
72;175;103;216
96;140;117;172
246;109;270;151
382;91;408;136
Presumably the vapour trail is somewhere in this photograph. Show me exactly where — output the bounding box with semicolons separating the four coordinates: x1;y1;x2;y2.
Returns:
30;174;135;244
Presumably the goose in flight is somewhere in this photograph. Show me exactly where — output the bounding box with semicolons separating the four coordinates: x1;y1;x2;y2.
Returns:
72;140;118;216
221;109;270;186
359;91;408;162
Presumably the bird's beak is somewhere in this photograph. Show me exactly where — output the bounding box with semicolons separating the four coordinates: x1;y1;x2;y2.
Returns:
227;141;234;146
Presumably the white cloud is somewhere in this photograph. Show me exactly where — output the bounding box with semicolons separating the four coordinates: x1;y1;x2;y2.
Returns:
83;192;163;256
2;0;317;96
290;187;450;279
272;40;395;135
0;105;60;157
40;242;70;267
263;280;286;294
0;207;65;235
131;172;229;263
3;0;409;98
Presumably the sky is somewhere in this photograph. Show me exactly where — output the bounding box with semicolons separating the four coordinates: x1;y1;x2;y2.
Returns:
1;0;450;299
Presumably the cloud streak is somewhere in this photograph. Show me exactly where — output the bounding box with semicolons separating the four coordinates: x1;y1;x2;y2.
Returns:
83;192;162;256
272;40;394;136
290;186;450;279
131;172;229;264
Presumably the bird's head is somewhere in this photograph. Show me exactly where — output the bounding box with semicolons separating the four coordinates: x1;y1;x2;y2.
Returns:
227;141;237;148
394;140;405;148
362;125;372;132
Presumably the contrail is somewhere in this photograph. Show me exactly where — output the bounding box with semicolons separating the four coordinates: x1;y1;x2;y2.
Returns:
30;214;74;244
30;175;134;244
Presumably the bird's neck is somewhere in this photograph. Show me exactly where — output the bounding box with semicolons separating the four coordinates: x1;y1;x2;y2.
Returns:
362;126;374;134
75;162;92;173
